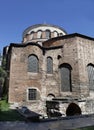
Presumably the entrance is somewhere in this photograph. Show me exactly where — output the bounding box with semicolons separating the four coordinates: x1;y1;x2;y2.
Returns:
66;103;81;116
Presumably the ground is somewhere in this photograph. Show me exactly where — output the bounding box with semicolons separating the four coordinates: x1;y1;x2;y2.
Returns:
0;115;94;130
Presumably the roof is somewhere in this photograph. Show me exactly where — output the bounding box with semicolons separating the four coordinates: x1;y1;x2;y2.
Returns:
22;24;67;37
8;33;94;53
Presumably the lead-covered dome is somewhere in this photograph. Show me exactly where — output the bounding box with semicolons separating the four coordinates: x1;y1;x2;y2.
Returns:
22;24;67;44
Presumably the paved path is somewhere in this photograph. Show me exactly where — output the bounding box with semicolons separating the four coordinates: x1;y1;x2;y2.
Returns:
0;115;94;130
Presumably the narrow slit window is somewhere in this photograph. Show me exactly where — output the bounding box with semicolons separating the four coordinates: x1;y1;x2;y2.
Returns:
47;57;53;74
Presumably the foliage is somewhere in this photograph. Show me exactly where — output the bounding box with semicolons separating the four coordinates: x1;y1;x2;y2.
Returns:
0;100;24;121
0;57;7;98
0;67;7;85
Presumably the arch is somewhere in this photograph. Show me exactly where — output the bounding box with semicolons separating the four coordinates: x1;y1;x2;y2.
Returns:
47;56;53;74
66;103;81;116
87;63;94;90
45;30;51;39
59;63;72;92
30;31;34;39
47;93;55;100
37;30;42;38
54;31;58;37
59;33;63;36
28;54;39;73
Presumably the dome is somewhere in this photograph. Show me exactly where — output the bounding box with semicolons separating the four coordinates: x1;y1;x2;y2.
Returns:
22;24;67;44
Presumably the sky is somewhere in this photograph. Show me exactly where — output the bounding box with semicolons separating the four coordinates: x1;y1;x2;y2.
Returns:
0;0;94;52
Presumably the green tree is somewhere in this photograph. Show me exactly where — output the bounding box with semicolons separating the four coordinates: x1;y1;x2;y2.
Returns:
0;66;7;99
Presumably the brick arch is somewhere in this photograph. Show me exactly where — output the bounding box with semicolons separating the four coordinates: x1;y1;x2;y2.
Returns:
66;103;81;116
47;93;55;100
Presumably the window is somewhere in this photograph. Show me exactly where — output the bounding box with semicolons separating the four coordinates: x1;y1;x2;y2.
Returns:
30;31;34;39
59;33;63;36
59;63;72;92
45;30;51;39
47;57;53;74
87;64;94;90
54;31;58;37
28;88;37;100
28;54;39;73
37;30;42;38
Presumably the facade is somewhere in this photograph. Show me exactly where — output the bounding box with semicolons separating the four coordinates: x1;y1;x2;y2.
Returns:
5;24;94;116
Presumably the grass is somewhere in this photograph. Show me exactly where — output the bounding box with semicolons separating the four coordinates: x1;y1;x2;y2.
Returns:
0;99;24;121
75;126;94;130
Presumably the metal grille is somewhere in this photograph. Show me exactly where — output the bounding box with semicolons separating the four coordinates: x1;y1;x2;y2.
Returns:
28;89;36;100
87;64;94;90
28;55;38;72
60;66;71;92
47;57;53;74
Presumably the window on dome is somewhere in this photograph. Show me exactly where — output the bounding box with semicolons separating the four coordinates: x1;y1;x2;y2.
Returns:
59;33;63;36
30;31;34;39
45;30;51;39
37;30;42;38
54;31;58;37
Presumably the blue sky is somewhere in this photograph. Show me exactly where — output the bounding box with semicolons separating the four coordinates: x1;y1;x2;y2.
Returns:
0;0;94;52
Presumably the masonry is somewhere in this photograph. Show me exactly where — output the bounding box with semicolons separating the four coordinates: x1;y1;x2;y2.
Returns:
4;24;94;116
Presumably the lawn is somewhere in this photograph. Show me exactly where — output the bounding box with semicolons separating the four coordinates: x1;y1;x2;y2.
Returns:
75;126;94;130
0;100;24;121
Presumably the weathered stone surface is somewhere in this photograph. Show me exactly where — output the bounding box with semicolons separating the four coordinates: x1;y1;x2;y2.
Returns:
5;24;94;116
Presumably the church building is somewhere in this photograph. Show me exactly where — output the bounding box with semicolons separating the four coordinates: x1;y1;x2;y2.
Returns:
4;24;94;116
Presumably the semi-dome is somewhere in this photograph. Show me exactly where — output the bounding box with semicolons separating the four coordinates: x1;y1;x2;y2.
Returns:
22;24;67;44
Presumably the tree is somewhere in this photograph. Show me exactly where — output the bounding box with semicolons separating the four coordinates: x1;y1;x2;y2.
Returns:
0;65;7;99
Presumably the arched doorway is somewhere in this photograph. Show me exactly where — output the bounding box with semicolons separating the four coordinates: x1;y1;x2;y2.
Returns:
66;103;81;116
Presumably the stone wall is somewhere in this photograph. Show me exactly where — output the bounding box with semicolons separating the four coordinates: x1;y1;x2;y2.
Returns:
8;34;94;115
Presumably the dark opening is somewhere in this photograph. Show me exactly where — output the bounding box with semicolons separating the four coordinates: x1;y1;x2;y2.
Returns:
46;101;62;118
66;103;81;116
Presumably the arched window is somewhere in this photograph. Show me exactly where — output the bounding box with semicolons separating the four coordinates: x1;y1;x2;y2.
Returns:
87;63;94;90
37;30;42;38
47;57;53;74
59;33;63;36
28;88;37;100
28;54;39;73
54;31;58;37
30;31;34;39
45;30;51;39
59;63;72;92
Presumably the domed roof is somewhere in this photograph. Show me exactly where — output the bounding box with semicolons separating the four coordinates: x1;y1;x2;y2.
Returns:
23;24;67;37
22;24;67;43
